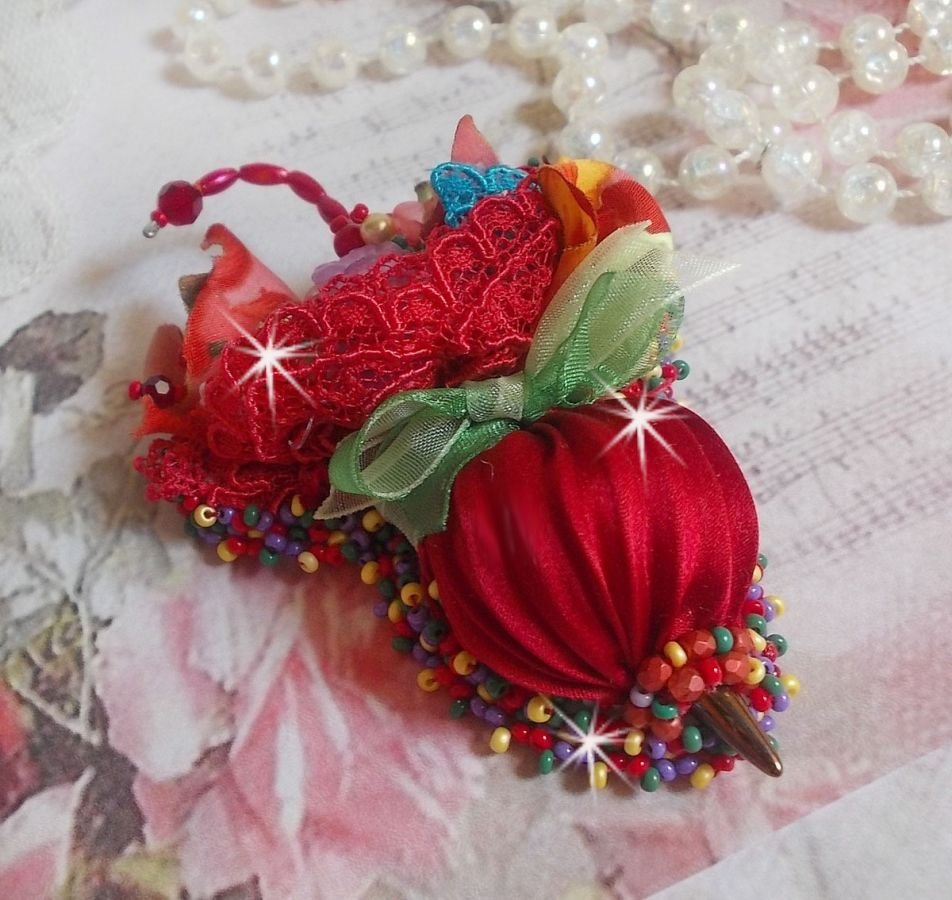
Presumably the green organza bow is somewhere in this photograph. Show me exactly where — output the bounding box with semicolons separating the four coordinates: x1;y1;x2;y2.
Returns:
317;223;694;544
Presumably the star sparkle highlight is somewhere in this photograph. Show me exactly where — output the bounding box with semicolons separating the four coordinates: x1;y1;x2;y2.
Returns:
550;700;636;794
599;387;685;478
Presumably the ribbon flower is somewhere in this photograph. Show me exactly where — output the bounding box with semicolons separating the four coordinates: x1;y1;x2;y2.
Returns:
317;223;727;544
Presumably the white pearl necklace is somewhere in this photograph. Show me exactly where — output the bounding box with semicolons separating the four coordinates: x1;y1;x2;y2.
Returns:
168;0;952;224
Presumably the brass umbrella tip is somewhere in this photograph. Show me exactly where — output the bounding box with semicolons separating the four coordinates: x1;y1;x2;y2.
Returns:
694;687;783;778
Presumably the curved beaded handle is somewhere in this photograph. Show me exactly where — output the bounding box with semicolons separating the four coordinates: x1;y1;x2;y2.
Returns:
144;162;370;257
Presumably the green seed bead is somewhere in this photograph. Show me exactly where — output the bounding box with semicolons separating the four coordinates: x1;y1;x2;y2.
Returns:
258;547;280;567
681;725;703;753
711;626;734;653
449;699;467;719
761;674;784;696
641;767;662;792
549;710;564;728
243;504;261;527
339;542;359;562
538;749;555;774
650;699;678;720
485;675;509;699
324;517;343;531
298;512;314;528
527;156;541;167
288;526;308;541
767;633;788;656
391;636;414;653
757;552;768;569
377;578;397;599
673;359;690;380
574;709;592;731
746;613;767;635
647;376;662;390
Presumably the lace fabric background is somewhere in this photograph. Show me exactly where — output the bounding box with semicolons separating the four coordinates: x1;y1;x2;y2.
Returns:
1;2;951;899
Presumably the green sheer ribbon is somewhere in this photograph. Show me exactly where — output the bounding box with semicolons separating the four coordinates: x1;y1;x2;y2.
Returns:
316;223;686;544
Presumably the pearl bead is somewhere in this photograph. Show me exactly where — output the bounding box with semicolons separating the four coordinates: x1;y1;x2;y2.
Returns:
920;23;952;75
921;161;952;215
852;41;909;94
895;122;952;177
649;0;702;43
838;14;894;61
309;39;358;90
757;109;792;150
551;65;607;115
906;0;951;37
678;144;737;199
441;6;492;60
582;0;636;34
698;42;747;88
770;64;839;125
174;1;214;37
824;109;879;166
761;136;822;205
614;147;665;192
183;28;227;83
836;163;897;224
672;65;731;124
211;0;246;15
703;89;760;149
379;27;427;75
557;22;609;67
508;5;559;58
706;5;754;45
744;20;819;84
241;46;286;96
557;118;616;159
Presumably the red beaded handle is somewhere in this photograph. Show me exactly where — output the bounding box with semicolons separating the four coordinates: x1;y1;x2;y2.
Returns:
144;162;369;257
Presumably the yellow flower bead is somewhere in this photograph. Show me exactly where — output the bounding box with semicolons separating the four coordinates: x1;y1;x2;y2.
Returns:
400;582;424;607
387;600;404;623
193;505;217;528
749;630;767;654
416;669;441;693
297;551;320;574
427;580;440;601
751;564;764;584
290;494;307;518
690;762;715;790
624;729;644;756
360;561;380;585
489;726;511;753
781;673;801;697
591;761;609;790
216;542;238;563
327;530;347;546
745;657;766;685
663;641;688;668
361;509;385;533
526;695;553;724
768;594;785;616
452;651;477;676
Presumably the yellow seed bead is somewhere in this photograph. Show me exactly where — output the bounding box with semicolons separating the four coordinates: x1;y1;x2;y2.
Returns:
624;729;644;756
477;684;493;704
216;542;238;563
327;530;347;546
751;564;764;584
663;641;688;668
297;551;320;574
289;494;306;518
416;669;441;693
246;529;264;539
781;674;801;697
360;561;381;585
526;695;553;724
427;580;440;600
193;504;217;528
749;629;767;654
690;762;715;790
362;509;385;533
671;334;684;352
387;600;404;623
400;582;424;607
489;726;511;753
745;657;766;685
452;650;477;676
768;594;785;616
591;761;609;790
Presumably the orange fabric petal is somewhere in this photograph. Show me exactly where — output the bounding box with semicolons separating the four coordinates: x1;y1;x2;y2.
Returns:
538;165;598;293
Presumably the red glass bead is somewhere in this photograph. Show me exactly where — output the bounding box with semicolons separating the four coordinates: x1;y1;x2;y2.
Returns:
511;723;531;743
637;656;673;692
731;628;754;653
197;168;239;196
763;643;778;662
661;363;677;381
681;629;717;659
245;539;263;556
307;524;329;542
350;203;369;222
143;374;175;408
667;666;705;703
650;716;682;742
238;163;289;186
394;622;414;639
627;754;650;776
530;728;553;750
448;683;472;700
697;657;723;686
720;651;750;685
157;181;203;226
498;692;524;714
127;380;143;400
749;687;772;712
434;667;455;687
225;537;247;555
710;754;735;773
325;545;343;565
608;752;628;771
742;599;765;618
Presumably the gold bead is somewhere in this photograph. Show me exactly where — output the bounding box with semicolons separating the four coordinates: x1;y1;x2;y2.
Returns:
745;657;766;685
289;494;307;518
489;726;511;753
663;641;688;668
416;669;441;693
749;629;767;654
767;594;785;616
780;673;801;697
477;683;493;704
193;504;217;528
359;213;396;244
297;551;320;574
400;582;424;607
217;542;238;563
526;695;553;723
690;762;715;790
360;561;380;584
327;530;347;546
387;600;404;623
427;580;440;600
624;729;644;756
751;564;764;584
361;509;385;533
452;650;477;676
591;761;609;790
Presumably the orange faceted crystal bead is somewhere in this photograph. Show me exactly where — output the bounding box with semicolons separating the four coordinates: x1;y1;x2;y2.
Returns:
667;665;706;703
637;656;673;692
720;650;751;685
730;627;754;653
650;716;683;742
681;629;717;659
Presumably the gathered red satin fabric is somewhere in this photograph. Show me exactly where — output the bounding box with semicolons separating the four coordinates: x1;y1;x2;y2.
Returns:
419;402;758;704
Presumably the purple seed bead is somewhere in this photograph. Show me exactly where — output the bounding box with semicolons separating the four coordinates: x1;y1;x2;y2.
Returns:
395;560;415;575
218;507;235;525
278;503;295;526
373;600;389;618
746;583;764;601
285;540;305;557
257;511;274;531
264;532;288;552
675;755;699;776
760;714;775;732
469;665;489;684
762;599;776;622
407;608;428;632
470;697;488;717
772;692;790;712
656;759;677;782
629;687;654;708
426;654;443;669
647;735;666;759
411;644;428;663
485;707;506;726
763;659;776;675
702;732;717;749
553;740;574;761
341;513;359;532
357;551;375;565
199;529;222;544
350;530;370;550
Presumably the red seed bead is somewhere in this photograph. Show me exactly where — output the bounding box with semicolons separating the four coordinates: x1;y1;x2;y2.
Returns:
438;636;460;657
650;716;683;742
627;754;650;776
225;537;247;555
731;628;755;654
608;752;629;771
230;517;248;535
245;539;263;556
377;556;394;576
448;683;472;700
350;203;369;222
498;692;524;714
749;687;772;712
667;737;684;756
720;651;750;685
742;599;765;618
511;723;531;743
697;657;723;687
661;363;677;381
637;656;673;692
530;728;553;750
239;163;289;186
180;496;199;513
325;545;343;565
127;380;143;400
667;666;706;703
394;622;414;639
157;181;203;226
433;667;455;687
197;168;239;195
710;754;735;773
682;629;717;659
623;705;652;728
